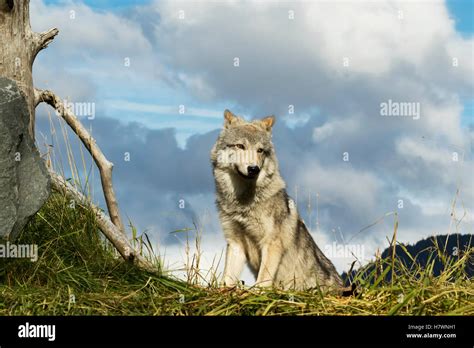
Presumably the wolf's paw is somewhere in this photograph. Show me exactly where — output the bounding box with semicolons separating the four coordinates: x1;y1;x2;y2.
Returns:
220;279;245;289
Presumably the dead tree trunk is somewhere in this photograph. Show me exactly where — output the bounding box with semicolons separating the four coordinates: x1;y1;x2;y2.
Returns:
0;0;154;271
0;0;54;239
0;0;58;139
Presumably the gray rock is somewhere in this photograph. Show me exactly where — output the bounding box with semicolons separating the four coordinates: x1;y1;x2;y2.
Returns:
0;77;50;240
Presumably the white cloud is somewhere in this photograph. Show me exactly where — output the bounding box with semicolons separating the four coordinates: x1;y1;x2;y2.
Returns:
312;118;360;143
31;1;152;58
177;73;216;100
295;161;383;218
105;99;222;118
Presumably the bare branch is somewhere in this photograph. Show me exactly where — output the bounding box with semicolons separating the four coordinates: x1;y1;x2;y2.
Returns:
50;170;155;272
35;88;127;235
33;28;59;56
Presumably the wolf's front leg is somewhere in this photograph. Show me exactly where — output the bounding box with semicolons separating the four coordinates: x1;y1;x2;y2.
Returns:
256;242;283;288
222;242;246;286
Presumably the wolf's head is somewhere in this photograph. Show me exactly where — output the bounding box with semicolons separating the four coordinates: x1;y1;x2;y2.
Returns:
211;109;278;185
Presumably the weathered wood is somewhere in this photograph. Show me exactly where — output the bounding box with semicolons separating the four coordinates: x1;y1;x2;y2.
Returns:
35;88;127;236
0;0;58;139
0;0;53;239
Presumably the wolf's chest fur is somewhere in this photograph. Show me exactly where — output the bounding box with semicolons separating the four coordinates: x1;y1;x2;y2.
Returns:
214;168;289;234
214;169;298;274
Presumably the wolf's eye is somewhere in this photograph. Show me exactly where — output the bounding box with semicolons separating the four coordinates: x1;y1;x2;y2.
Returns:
235;144;245;150
257;148;264;153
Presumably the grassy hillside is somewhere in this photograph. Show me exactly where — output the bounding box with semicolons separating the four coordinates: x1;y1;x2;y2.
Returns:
0;190;472;316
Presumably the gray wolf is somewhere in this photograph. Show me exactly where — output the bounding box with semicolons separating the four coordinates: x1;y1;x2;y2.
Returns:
211;110;343;291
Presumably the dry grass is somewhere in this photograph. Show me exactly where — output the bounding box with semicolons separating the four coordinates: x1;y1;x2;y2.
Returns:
0;190;472;316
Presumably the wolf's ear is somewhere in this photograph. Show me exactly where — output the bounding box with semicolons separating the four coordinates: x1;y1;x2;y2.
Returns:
224;109;240;128
260;115;275;131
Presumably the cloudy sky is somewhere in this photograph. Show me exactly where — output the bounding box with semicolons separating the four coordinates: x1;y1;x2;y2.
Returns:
31;0;473;284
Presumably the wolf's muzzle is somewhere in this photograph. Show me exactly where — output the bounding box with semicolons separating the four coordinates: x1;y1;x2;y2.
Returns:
247;165;260;178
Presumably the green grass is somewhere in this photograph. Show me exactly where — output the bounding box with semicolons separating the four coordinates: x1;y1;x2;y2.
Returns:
0;190;472;316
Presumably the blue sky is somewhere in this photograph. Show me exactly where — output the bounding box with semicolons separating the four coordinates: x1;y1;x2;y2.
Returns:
446;0;474;36
43;0;474;34
44;0;151;10
31;0;474;281
446;0;474;127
